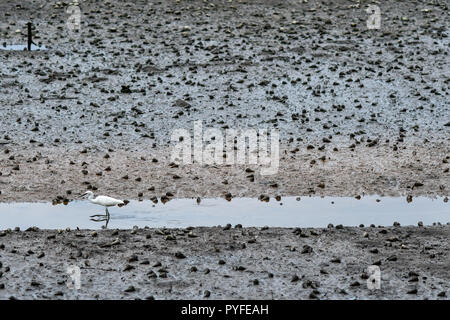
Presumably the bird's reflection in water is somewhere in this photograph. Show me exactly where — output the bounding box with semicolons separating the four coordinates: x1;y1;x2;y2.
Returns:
90;213;110;228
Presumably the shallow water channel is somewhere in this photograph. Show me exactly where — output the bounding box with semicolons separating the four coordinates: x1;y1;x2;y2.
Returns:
0;196;448;229
0;44;46;51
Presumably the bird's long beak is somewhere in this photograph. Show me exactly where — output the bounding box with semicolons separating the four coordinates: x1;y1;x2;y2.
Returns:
78;193;86;198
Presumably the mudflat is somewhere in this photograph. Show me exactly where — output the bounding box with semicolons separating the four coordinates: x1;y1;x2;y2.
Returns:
0;0;448;300
0;0;448;201
0;224;448;299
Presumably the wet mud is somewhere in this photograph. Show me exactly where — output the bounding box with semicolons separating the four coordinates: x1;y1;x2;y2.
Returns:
0;0;448;202
0;225;448;299
0;0;448;300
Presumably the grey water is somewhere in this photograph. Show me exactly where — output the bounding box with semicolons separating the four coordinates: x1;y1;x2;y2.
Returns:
0;44;46;51
0;196;448;230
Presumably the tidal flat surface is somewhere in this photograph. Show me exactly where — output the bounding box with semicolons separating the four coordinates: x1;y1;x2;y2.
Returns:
0;0;448;202
0;225;448;299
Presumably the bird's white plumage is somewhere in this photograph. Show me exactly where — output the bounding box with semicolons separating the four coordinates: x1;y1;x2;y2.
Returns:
82;191;122;228
90;195;124;207
82;191;124;207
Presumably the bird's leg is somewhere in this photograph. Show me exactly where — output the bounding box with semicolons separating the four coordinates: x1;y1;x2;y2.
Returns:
105;214;110;228
104;207;110;228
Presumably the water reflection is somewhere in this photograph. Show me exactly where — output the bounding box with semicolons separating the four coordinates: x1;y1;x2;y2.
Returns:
0;196;448;230
0;44;47;51
89;213;110;229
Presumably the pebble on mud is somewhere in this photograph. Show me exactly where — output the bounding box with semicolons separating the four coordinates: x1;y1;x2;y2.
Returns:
175;252;186;259
124;285;136;293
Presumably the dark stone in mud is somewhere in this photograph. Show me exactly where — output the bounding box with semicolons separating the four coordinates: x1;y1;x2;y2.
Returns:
301;245;313;254
309;292;319;299
387;255;398;262
172;99;191;109
407;287;418;295
300;233;309;238
408;271;419;277
120;86;132;94
166;235;176;241
175;252;186;259
303;280;320;289
30;280;41;287
140;260;149;265
123;265;134;271
373;260;382;266
124;286;136;293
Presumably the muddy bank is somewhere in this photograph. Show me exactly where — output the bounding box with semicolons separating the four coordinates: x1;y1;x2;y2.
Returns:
0;224;448;299
0;143;448;202
0;0;448;201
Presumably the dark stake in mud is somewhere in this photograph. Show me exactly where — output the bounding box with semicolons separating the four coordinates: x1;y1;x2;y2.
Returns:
26;22;36;51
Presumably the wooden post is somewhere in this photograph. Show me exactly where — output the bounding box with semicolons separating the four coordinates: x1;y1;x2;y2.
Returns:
27;22;32;51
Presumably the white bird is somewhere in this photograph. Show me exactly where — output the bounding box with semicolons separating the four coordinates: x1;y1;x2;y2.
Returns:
80;191;124;226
